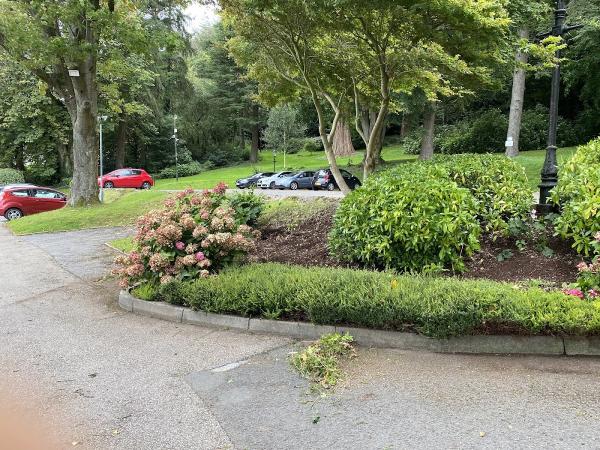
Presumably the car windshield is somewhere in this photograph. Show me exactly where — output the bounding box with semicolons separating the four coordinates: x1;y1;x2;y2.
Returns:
278;172;292;177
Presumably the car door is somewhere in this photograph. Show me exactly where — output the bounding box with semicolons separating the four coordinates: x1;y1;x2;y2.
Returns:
129;169;144;188
9;189;36;214
300;171;314;188
32;189;67;213
117;169;135;188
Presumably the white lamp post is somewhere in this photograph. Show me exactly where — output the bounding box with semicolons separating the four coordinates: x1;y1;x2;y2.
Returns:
98;115;108;203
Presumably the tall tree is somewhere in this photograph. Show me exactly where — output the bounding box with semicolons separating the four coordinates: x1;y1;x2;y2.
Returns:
0;0;188;205
263;104;306;167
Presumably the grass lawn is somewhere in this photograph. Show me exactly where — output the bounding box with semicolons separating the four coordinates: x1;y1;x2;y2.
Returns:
155;145;577;192
4;144;576;235
514;147;577;190
7;190;167;235
108;236;136;253
154;145;415;190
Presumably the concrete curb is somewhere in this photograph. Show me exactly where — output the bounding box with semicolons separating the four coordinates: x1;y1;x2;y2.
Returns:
119;291;600;356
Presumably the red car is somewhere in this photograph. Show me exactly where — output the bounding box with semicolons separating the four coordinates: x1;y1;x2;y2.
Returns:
98;168;154;189
0;185;67;220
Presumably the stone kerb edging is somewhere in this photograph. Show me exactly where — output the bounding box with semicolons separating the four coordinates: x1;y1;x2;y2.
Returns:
119;290;600;356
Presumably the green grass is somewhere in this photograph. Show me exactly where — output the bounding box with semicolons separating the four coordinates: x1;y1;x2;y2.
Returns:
7;190;167;235
5;144;576;235
154;145;576;192
109;236;135;253
514;147;577;190
154;145;414;190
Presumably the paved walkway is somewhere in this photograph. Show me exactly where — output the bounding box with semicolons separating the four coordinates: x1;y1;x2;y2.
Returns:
2;226;600;449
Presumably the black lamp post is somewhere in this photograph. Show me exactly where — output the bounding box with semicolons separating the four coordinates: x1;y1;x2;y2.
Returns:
537;0;582;214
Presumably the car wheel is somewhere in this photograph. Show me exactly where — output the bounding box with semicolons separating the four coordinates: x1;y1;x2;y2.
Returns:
290;181;298;190
5;208;23;221
104;181;114;188
327;182;336;191
270;181;276;189
141;181;151;190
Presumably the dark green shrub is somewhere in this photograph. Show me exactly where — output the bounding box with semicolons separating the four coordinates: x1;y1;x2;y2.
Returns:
156;263;600;339
157;161;204;179
432;154;532;234
552;139;600;255
302;137;324;152
0;168;25;185
227;191;265;226
329;164;481;272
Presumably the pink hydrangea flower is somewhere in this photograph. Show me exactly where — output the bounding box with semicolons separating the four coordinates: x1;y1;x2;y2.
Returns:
577;262;590;272
563;288;585;299
175;241;185;251
195;251;205;261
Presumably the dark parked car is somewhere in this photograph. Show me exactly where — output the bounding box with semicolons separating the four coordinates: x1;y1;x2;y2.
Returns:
312;169;361;191
236;172;274;189
274;171;315;190
0;185;67;220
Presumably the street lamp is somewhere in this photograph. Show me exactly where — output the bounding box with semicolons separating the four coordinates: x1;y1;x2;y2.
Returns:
98;115;108;203
173;115;179;182
537;0;582;214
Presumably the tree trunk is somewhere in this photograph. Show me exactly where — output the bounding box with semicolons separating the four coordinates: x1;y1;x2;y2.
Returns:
57;137;73;178
115;116;128;169
250;105;260;164
239;122;245;151
506;28;529;157
420;103;436;160
332;119;355;157
400;113;409;138
68;62;99;206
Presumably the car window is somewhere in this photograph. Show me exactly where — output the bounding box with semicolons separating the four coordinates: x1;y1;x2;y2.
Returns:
114;169;130;177
34;189;61;199
316;170;326;177
341;170;352;177
131;169;142;175
305;171;314;177
11;189;29;197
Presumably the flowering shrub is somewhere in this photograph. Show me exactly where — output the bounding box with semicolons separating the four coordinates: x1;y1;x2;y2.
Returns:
114;183;259;288
565;232;600;300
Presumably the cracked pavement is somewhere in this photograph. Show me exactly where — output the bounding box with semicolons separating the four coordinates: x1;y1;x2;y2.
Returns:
1;225;600;449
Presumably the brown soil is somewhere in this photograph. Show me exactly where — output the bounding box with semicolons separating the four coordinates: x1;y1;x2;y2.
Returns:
463;235;581;284
250;205;582;283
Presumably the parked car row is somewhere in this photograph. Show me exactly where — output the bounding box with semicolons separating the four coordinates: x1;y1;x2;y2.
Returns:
0;184;67;220
236;169;361;191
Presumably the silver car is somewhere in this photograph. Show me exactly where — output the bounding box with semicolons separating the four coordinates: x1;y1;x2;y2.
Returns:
256;171;294;189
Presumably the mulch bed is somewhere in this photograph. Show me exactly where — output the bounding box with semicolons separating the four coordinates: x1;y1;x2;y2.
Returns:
249;204;582;284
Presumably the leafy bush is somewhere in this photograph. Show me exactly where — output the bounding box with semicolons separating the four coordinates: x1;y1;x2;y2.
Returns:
155;263;600;339
329;164;481;272
290;333;355;388
227;191;265;226
552;139;600;255
0;168;25;185
432;154;532;233
113;184;259;288
302;137;324;152
156;161;204;179
403;107;577;155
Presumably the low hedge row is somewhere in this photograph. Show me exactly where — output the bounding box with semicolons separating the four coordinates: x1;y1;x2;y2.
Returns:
154;263;600;339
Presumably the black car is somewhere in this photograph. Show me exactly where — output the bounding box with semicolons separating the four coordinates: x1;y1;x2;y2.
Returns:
312;169;361;191
236;172;274;189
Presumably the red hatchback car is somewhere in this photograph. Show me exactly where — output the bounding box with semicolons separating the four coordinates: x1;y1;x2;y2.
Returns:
98;168;154;189
0;185;67;220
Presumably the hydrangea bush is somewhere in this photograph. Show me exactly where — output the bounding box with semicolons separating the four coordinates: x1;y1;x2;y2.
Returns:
114;183;259;288
565;232;600;300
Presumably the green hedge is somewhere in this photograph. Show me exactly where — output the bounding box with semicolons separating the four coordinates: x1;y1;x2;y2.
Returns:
552;139;600;256
155;263;600;339
0;168;25;185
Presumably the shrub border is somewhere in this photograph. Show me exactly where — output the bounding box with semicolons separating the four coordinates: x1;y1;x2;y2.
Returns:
119;290;600;356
